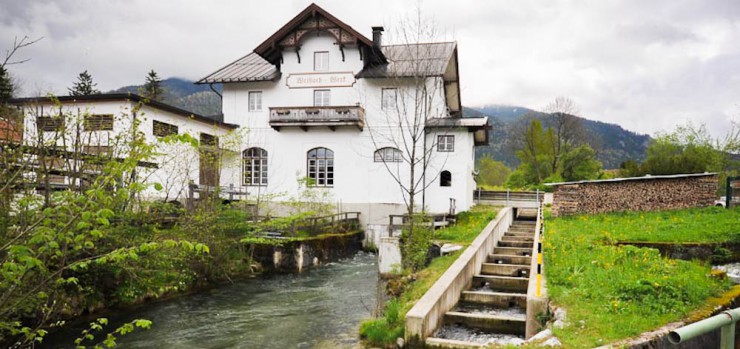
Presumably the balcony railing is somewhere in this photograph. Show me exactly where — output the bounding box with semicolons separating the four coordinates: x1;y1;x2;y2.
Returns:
269;106;365;131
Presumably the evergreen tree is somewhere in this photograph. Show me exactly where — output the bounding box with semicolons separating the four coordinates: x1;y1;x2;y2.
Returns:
68;70;100;96
142;70;164;101
0;66;13;105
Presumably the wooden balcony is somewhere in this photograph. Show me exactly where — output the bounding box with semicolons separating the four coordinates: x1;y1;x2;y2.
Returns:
269;106;364;131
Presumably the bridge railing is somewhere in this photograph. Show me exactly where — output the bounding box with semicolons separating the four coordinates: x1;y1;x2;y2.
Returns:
474;189;544;208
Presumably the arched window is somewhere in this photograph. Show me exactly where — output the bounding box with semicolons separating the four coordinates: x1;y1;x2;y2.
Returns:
307;147;334;187
243;147;268;186
374;147;403;162
440;170;452;187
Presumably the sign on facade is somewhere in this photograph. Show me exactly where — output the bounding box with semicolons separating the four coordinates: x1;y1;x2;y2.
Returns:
286;72;356;89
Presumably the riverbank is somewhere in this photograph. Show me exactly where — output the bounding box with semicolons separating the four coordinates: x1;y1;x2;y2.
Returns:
39;251;378;348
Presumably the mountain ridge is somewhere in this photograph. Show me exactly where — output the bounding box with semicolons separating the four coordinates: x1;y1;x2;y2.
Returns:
464;105;651;169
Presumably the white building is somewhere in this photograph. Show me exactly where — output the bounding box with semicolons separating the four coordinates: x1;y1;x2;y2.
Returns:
9;94;240;202
198;3;488;227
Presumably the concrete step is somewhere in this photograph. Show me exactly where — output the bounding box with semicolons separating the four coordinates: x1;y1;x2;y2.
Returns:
493;246;532;256
501;236;534;242
503;232;535;239
425;337;485;349
472;275;529;293
480;263;531;277
506;229;534;235
444;311;526;335
497;240;533;248
487;254;531;265
461;290;527;308
504;230;534;237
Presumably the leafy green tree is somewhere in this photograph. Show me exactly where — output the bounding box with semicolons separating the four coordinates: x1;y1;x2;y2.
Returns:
476;156;511;187
641;125;723;175
559;144;602;181
142;70;164;101
514;118;555;184
504;169;527;189
619;159;642;177
68;70;100;96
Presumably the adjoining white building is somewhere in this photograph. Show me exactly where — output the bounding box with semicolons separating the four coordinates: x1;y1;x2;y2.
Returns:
8;94;240;202
198;3;488;228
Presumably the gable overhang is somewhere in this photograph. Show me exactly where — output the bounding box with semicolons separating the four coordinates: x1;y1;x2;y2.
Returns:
253;3;385;66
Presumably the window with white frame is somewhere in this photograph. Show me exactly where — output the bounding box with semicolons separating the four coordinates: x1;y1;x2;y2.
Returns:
437;135;454;152
243;147;268;186
381;88;397;111
374;147;403;162
314;90;330;107
307;147;334;187
314;51;329;71
248;91;262;112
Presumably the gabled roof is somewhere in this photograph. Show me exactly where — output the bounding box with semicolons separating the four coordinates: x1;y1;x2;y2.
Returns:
198;53;280;84
254;3;376;63
9;93;238;130
356;42;457;78
197;3;386;85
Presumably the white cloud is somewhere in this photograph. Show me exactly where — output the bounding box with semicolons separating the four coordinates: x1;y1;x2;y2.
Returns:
1;0;739;138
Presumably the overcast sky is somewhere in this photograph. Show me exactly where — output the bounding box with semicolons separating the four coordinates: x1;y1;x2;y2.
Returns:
2;0;739;137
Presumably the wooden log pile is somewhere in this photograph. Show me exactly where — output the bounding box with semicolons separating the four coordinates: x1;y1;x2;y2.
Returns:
551;174;718;216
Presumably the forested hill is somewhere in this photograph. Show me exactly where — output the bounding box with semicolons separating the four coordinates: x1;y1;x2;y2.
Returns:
109;77;223;117
465;105;651;169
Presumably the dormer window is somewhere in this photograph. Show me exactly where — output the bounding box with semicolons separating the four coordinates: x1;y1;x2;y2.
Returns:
314;51;329;71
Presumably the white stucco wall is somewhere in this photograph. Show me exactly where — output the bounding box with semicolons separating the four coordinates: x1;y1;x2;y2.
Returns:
219;34;479;222
19;100;236;202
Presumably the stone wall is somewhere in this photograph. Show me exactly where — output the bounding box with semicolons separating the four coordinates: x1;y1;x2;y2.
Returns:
551;174;718;217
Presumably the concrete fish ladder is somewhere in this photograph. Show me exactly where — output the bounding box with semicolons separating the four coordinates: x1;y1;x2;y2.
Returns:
405;207;549;348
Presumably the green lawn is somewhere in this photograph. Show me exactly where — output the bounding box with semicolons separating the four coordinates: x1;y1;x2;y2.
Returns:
551;206;740;243
545;207;737;348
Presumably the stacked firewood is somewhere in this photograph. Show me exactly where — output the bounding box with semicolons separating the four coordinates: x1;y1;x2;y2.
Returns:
551;174;718;216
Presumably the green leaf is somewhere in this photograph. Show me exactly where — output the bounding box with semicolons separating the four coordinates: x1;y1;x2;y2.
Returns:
153;182;163;191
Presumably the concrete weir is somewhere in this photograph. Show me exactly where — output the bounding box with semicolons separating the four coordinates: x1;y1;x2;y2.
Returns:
405;207;549;348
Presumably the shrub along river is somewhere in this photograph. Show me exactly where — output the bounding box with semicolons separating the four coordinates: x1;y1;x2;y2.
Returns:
42;251;378;349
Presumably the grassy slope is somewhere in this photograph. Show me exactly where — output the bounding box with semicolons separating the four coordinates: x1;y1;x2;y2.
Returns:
546;207;737;348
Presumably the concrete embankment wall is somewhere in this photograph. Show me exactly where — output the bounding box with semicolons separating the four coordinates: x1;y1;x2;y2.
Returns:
405;208;514;345
550;173;718;217
250;231;364;272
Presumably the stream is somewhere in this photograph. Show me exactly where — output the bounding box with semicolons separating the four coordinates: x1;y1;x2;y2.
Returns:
41;251;378;349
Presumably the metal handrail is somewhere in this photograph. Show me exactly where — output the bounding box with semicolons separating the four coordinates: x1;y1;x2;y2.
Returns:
668;307;740;348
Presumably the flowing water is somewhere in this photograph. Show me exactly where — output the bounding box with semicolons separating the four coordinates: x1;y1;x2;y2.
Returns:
41;251;377;349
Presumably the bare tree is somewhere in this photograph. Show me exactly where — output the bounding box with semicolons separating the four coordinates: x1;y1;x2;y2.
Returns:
543;96;585;174
365;6;451;218
1;36;42;103
362;6;457;270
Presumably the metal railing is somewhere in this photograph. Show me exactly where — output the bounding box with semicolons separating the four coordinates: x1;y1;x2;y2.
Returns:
669;307;740;348
387;213;455;236
474;189;544;207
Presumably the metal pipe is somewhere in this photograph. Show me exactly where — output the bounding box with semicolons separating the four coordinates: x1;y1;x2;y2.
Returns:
668;307;740;347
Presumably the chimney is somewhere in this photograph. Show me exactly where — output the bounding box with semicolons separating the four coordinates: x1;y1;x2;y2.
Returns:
372;26;384;47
